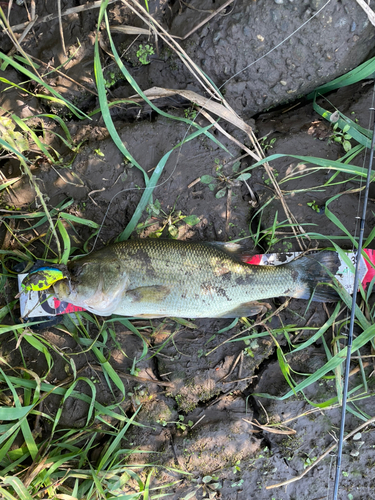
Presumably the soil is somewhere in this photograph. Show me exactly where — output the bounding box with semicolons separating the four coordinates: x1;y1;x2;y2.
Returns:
1;1;375;499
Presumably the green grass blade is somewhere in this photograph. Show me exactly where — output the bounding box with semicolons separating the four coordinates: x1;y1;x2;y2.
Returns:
0;178;21;191
93;7;148;184
91;345;125;396
0;406;34;421
57;219;71;265
59;212;100;229
287;302;341;353
23;334;53;374
241;153;370;179
11;114;55;162
0;137;28;161
0;52;89;120
307;56;375;97
2;477;33;500
269;322;375;400
117;122;214;241
313;99;373;148
96;410;140;471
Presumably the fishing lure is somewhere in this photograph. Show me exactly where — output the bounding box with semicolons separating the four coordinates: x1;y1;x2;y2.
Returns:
21;266;68;292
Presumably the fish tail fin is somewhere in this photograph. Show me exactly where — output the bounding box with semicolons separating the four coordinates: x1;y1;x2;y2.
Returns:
290;251;341;302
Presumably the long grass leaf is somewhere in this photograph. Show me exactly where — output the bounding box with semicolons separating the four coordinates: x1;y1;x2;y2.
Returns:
263;322;375;400
59;212;100;228
242;153;371;178
0;406;34;421
0;137;28;161
2;477;33;500
97;409;140;471
287;302;341;353
0;52;88;119
93;8;148;184
117;122;214;241
11;114;55;162
57;219;71;265
307;56;375;97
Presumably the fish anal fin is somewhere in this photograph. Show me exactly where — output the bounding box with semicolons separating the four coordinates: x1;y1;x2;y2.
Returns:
126;285;170;303
218;300;271;318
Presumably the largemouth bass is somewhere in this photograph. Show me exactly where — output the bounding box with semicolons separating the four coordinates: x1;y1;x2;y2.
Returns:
51;239;340;319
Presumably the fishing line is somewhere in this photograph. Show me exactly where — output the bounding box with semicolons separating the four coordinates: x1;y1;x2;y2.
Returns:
332;86;375;500
89;0;332;252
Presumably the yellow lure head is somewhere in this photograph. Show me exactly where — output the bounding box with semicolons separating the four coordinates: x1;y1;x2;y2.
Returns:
21;267;67;292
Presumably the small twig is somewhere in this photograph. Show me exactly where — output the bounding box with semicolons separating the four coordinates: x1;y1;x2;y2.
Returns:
355;0;375;27
266;414;375;489
243;418;296;435
57;0;66;56
218;350;243;382
222;374;257;384
179;0;214;13
6;15;38;58
292;308;317;343
173;0;235;40
190;414;205;429
199;108;259;162
7;0;117;32
188;177;201;189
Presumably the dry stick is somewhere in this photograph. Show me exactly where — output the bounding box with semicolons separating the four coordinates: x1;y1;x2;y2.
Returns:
30;0;35;21
179;0;214;14
8;0;117;32
173;0;235;40
29;53;98;96
355;0;375;27
57;0;66;57
243;418;296;435
6;16;38;58
1;14;42;79
199;107;259;162
266;414;375;489
218;350;243;382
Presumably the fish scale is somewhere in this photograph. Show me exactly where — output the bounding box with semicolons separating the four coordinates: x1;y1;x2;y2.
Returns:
52;239;340;318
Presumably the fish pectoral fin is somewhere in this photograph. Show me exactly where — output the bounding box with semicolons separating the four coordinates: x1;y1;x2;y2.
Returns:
218;300;271;318
125;285;170;303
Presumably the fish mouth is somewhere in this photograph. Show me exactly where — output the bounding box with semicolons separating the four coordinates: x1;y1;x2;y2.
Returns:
53;276;128;316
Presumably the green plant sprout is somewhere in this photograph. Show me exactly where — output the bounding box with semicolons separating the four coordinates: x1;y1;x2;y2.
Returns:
200;159;251;198
136;199;200;238
303;455;317;469
263;169;279;186
104;70;117;88
260;135;277;152
329;123;353;152
184;107;198;120
136;44;155;65
157;415;193;431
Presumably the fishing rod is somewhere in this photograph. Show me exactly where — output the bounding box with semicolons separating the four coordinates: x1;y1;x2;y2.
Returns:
332;103;375;499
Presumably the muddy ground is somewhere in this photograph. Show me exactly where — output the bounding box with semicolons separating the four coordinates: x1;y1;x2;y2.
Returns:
1;1;375;499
